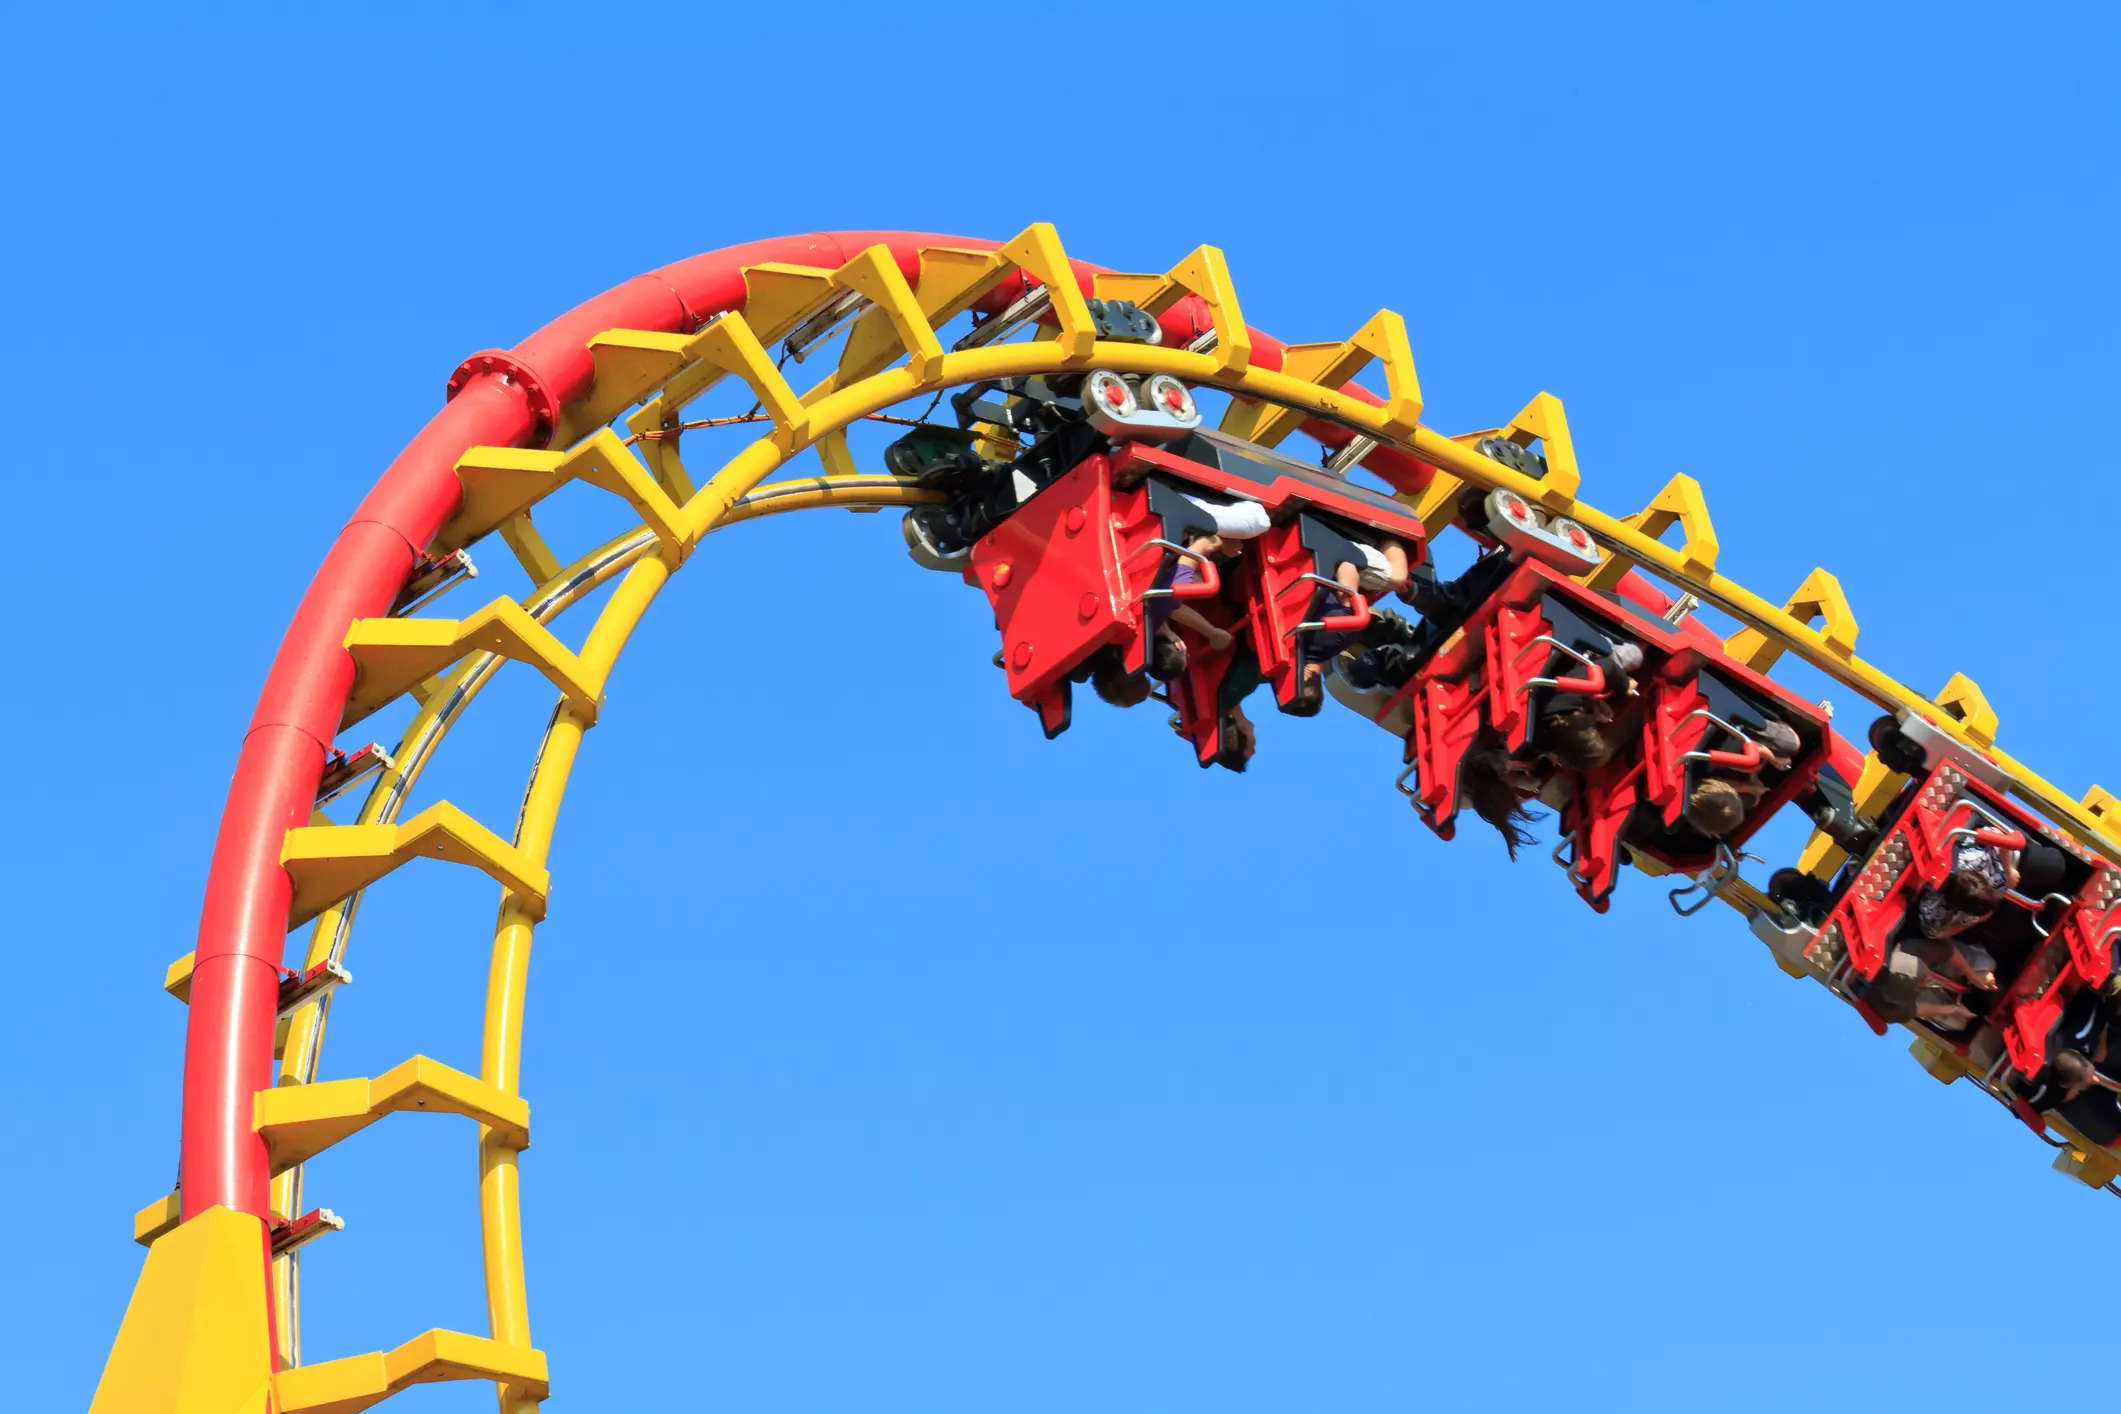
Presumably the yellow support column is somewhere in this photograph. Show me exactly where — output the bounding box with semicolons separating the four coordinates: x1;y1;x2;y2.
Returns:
90;1206;275;1414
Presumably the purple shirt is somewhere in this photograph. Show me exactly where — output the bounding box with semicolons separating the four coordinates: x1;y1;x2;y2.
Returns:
1149;561;1202;635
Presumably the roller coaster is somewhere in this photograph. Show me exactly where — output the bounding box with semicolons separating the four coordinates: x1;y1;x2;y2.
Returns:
93;225;2121;1413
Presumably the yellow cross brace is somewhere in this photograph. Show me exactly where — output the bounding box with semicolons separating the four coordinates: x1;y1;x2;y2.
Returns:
280;801;548;928
253;1054;529;1175
271;1327;548;1414
341;596;601;729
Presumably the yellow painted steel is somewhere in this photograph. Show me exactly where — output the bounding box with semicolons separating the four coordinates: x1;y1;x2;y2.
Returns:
271;1328;548;1414
134;1191;183;1247
135;229;2121;1412
341;599;603;729
1497;392;1584;507
280;802;548;927
254;1055;529;1175
91;1207;275;1414
1724;566;1859;673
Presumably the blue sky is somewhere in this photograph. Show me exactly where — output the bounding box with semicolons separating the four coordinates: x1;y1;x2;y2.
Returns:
8;4;2120;1410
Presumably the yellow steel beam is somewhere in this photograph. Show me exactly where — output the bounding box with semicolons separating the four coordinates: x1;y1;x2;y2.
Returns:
997;223;1097;364
164;951;195;1004
826;244;946;389
1090;270;1168;306
1497;392;1584;508
255;1055;529;1176
281;801;548;928
1229;309;1420;447
272;1328;548;1414
690;311;808;441
548;329;696;448
1725;567;1859;673
1133;244;1252;372
133;1192;182;1247
341;597;601;729
1584;472;1720;589
437;447;566;556
739;260;841;344
495;510;562;585
1935;671;2000;749
90;1207;274;1414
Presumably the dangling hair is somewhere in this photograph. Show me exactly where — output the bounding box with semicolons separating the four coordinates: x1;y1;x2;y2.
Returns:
1460;746;1545;860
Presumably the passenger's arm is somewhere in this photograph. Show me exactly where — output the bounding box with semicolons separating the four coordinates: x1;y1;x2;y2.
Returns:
1381;538;1411;593
1169;606;1233;652
1335;559;1363;604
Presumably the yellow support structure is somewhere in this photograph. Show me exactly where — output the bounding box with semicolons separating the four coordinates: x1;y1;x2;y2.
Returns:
997;223;1097;364
689;310;809;439
280;801;548;928
738;260;839;343
2054;1144;2121;1191
496;510;563;585
1908;1036;1965;1084
827;243;946;388
548;328;696;447
1725;567;1859;673
91;1207;275;1414
341;596;601;729
1585;472;1719;588
133;1192;183;1247
563;427;688;559
164;951;196;1003
437;446;568;555
2086;785;2121;831
272;1328;548;1414
1133;243;1252;372
1498;392;1583;507
1091;270;1167;306
1934;671;1999;748
255;1054;530;1175
912;244;1014;327
1230;309;1421;448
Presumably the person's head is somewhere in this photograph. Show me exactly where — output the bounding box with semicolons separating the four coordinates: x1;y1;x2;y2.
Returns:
1149;631;1188;681
1685;777;1747;838
1544;709;1614;772
1460;746;1546;860
2052;1048;2098;1101
1940;861;2005;916
1090;655;1151;708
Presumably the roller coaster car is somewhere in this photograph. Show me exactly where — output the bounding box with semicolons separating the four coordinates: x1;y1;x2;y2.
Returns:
968;450;1221;738
1806;760;2121;1074
1568;645;1832;912
967;415;1433;746
1379;558;1832;911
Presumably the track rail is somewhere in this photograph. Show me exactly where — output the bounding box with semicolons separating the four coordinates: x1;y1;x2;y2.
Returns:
100;225;2121;1413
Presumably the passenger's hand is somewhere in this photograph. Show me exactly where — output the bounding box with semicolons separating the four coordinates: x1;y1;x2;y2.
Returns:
1205;626;1234;653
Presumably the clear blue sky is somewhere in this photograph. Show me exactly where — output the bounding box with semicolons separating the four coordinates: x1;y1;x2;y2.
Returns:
8;4;2119;1410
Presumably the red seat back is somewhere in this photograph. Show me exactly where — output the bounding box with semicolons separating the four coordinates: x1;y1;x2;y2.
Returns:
970;453;1167;736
